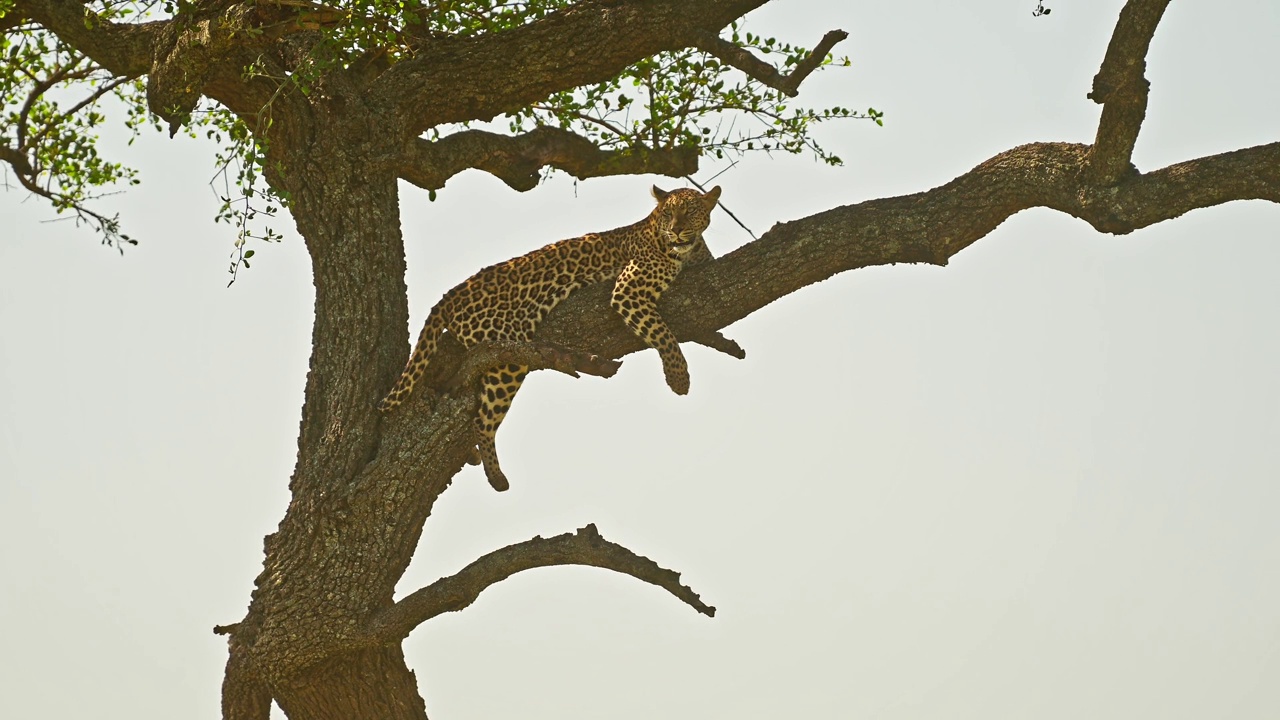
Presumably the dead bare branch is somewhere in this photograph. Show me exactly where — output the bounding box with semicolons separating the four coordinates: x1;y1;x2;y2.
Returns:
365;523;715;643
695;29;848;98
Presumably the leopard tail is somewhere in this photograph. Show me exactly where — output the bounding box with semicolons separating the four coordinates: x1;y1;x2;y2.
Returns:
378;305;448;412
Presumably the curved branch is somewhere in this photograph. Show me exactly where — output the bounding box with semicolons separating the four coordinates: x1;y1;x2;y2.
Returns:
365;524;715;642
695;28;848;98
0;145;35;177
1;142;135;250
398;140;1277;384
400;127;699;192
1085;0;1172;184
386;135;1280;397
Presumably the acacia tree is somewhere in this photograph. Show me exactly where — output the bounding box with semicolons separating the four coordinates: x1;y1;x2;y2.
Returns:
3;0;1277;718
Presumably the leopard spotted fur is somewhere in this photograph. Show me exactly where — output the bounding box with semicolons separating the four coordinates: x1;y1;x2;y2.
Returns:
379;185;722;491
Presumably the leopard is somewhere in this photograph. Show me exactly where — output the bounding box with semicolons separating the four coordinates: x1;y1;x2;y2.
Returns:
379;185;722;492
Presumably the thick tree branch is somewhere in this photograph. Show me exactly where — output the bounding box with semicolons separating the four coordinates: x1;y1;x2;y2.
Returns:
391;140;1277;388
373;0;768;134
0;145;35;176
144;3;304;131
1;141;133;248
399;127;699;193
15;0;301;130
0;9;31;33
1085;0;1172;185
695;29;848;97
13;0;162;76
442;339;622;393
365;524;715;642
434;334;742;394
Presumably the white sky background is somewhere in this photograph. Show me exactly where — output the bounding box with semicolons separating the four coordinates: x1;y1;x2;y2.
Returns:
2;1;1278;717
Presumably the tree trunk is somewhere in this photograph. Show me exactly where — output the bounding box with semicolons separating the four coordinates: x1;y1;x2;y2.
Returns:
274;648;429;720
219;125;460;718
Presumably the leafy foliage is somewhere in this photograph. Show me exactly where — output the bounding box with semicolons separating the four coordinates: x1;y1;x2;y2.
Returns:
509;23;880;167
3;0;877;270
0;1;154;249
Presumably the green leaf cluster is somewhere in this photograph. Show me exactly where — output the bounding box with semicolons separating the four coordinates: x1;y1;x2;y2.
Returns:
3;1;879;267
505;21;880;167
1;3;154;248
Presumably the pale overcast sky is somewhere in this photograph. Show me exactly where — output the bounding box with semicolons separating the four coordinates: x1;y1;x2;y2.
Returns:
2;2;1278;719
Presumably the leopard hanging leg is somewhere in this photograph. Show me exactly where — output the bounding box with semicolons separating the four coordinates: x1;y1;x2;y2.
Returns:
474;363;529;491
611;259;689;395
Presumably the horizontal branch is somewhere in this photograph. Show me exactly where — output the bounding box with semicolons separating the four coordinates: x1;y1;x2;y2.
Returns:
365;524;715;642
419;141;1277;381
436;332;743;394
374;0;768;133
402;132;1280;393
442;339;623;393
14;0;163;77
400;127;699;193
696;29;848;98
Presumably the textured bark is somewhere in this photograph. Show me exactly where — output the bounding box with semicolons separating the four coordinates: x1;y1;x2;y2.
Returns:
14;1;1280;718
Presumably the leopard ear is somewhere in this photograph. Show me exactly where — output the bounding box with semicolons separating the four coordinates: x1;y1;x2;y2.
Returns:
704;185;722;203
651;185;671;202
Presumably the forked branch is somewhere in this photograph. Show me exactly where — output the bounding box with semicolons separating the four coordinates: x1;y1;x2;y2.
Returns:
365;524;715;642
695;29;848;97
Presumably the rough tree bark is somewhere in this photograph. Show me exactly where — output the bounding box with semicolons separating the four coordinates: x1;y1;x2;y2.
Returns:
8;0;1278;718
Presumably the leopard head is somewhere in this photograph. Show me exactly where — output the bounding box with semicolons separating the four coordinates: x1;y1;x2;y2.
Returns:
650;185;721;258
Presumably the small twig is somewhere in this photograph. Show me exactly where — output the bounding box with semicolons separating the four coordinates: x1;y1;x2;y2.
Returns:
684;174;757;240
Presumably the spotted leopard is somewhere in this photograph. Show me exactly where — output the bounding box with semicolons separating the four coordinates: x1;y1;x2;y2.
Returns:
379;185;722;491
